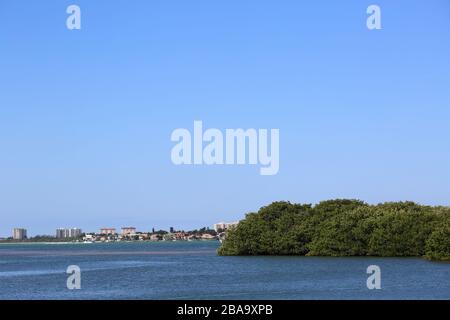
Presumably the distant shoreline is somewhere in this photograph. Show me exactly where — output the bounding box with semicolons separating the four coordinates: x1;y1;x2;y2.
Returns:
0;241;74;245
0;240;220;245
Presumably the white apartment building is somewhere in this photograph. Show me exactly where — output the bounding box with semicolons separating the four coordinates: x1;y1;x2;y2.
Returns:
213;221;239;232
56;228;82;239
13;228;27;240
121;227;136;236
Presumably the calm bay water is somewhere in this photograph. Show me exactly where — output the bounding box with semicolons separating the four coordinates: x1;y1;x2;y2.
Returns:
0;241;448;300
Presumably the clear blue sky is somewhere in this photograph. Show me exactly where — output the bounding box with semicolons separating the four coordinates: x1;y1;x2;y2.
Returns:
1;0;449;236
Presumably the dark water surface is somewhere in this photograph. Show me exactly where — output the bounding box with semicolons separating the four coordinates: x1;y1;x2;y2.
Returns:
0;242;448;300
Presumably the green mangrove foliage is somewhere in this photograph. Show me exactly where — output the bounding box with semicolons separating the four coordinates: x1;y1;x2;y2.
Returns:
218;200;450;261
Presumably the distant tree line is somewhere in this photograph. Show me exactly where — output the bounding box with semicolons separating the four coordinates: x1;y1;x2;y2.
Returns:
218;200;450;261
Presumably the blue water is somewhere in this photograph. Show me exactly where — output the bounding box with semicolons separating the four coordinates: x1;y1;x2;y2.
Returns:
0;242;448;300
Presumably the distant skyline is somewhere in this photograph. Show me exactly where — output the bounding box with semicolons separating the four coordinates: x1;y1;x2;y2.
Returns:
1;224;218;238
1;0;450;236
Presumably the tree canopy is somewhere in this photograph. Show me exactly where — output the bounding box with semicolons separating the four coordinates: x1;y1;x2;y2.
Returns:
218;200;450;261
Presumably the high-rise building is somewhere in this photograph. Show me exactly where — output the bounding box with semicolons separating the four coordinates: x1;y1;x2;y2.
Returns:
56;228;82;239
13;228;27;240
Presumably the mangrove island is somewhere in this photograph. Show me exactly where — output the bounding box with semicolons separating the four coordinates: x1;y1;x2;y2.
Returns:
218;200;450;261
